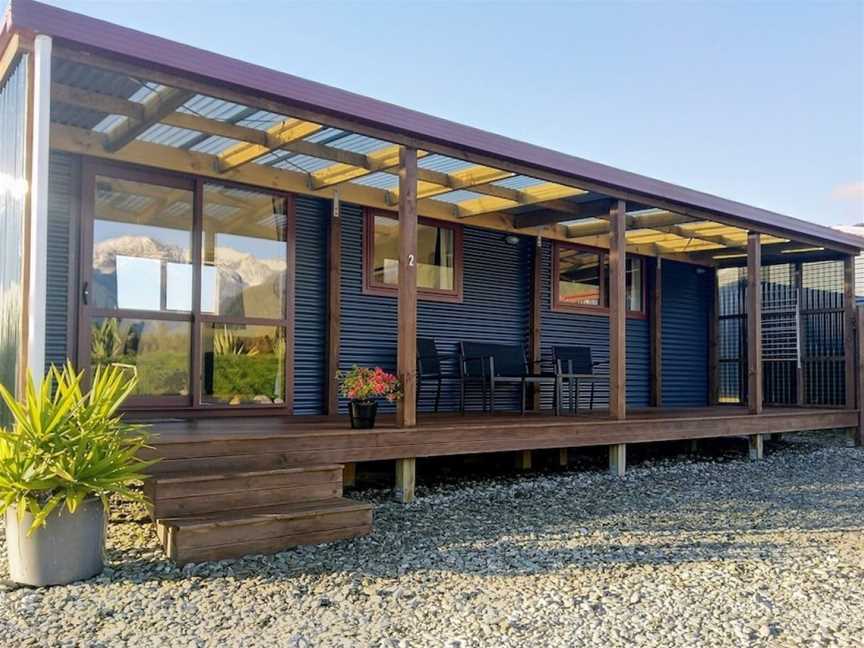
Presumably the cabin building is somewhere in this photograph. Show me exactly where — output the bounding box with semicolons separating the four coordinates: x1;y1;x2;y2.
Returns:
1;0;863;563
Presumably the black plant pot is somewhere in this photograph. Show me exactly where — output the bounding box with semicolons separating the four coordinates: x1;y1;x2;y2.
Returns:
349;400;378;429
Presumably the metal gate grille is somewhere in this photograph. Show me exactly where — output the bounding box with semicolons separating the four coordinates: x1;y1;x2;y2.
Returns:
718;268;747;404
800;261;846;406
717;260;848;407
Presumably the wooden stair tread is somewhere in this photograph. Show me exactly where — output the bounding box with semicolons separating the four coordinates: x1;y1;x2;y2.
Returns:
148;464;343;485
158;497;372;530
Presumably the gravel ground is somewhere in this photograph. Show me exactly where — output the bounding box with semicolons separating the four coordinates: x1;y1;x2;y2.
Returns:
1;431;862;648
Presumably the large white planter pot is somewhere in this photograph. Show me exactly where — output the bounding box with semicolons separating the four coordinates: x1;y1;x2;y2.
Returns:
6;498;106;586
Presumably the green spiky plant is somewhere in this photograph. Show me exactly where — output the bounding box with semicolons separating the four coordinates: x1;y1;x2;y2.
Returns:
213;326;259;356
90;318;128;364
0;362;156;534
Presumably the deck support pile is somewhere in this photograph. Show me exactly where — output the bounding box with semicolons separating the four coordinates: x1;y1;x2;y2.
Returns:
609;443;627;477
749;434;764;461
394;458;416;503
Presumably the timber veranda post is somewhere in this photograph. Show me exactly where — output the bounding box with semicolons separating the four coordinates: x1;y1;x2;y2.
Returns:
396;146;418;428
608;199;627;420
746;231;763;415
843;256;856;413
856;304;864;447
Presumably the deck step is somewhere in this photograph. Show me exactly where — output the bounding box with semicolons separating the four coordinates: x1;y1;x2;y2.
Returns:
144;465;343;518
156;497;373;564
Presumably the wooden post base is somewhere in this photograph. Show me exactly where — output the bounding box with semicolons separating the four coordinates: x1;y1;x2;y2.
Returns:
343;463;356;489
516;450;532;471
394;458;416;503
558;448;568;467
749;434;764;461
609;443;626;477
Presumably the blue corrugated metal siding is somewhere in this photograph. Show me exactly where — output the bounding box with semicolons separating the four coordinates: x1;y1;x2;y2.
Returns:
339;204;531;412
661;261;711;406
539;242;650;409
293;196;328;414
45;152;79;372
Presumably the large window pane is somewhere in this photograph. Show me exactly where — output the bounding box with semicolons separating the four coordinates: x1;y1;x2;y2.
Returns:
90;317;190;397
202;184;289;319
202;323;286;405
92;177;193;312
558;249;602;306
372;215;456;291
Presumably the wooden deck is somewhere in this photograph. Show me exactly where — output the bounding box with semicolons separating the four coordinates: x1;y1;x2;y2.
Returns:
144;406;857;476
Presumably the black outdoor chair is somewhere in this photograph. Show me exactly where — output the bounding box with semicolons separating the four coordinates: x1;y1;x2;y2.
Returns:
458;341;556;415
416;337;459;412
553;345;604;415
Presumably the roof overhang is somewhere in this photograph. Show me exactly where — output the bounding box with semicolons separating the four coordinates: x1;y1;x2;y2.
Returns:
6;0;863;255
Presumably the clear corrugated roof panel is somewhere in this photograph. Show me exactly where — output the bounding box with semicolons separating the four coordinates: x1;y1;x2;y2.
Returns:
328;133;391;154
180;96;249;122
269;154;334;174
237;109;288;131
494;175;544;189
138;123;202;148
351;172;398;190
419;154;474;173
52;59;142;99
433;190;488;204
189;136;241;155
129;83;163;103
93;114;127;133
305;127;346;143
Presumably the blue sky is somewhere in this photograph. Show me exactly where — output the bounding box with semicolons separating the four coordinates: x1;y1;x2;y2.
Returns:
36;0;864;226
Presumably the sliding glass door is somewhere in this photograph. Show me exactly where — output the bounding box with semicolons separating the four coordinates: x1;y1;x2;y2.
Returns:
200;184;292;406
79;162;293;411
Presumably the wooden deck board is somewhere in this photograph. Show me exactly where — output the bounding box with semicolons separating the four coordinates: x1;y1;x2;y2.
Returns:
144;406;858;473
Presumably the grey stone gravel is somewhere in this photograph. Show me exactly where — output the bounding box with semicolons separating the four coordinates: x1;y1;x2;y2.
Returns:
0;431;862;647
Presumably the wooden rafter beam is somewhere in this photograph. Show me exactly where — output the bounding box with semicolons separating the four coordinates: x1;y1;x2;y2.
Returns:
103;86;195;153
51;81;584;217
643;224;743;249
53;120;719;266
388;166;516;201
513;198;616;229
567;211;695;238
51;122;523;231
217;118;324;172
309;144;408;190
457;182;586;218
48;48;862;255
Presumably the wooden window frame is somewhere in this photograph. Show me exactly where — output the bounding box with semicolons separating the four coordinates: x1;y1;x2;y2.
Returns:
552;241;647;319
78;158;295;414
362;208;464;303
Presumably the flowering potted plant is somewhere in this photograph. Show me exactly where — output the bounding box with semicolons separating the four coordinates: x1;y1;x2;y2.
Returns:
337;366;402;429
